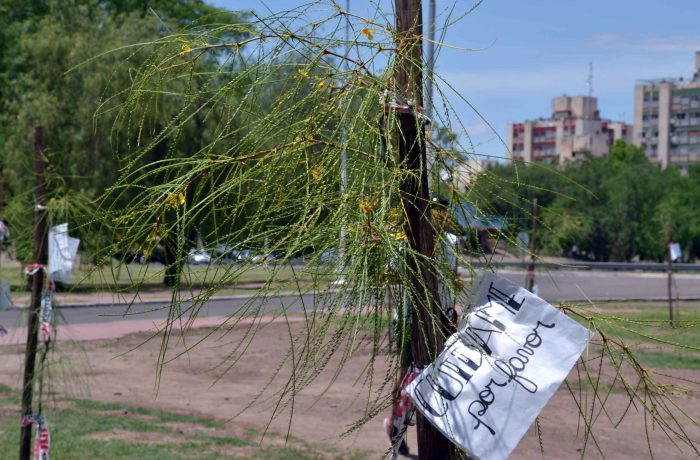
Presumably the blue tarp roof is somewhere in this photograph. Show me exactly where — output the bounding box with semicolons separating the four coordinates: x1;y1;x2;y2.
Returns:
452;199;505;232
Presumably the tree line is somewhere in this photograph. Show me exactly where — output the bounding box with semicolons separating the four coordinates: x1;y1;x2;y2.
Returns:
468;141;700;262
0;0;250;266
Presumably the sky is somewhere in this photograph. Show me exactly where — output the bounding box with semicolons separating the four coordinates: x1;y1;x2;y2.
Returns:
207;1;700;160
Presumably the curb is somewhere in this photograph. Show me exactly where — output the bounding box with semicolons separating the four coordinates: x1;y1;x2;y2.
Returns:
549;297;700;303
6;291;315;311
8;294;698;311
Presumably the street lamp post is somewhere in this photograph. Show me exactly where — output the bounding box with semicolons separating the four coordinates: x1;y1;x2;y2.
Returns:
425;0;436;191
339;0;350;261
425;0;436;123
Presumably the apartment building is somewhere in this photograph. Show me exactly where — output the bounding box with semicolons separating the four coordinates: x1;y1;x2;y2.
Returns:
633;52;700;169
508;95;631;164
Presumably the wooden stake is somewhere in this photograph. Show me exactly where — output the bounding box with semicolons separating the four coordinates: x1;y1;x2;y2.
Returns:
19;126;48;460
526;198;538;292
394;1;453;457
665;221;674;325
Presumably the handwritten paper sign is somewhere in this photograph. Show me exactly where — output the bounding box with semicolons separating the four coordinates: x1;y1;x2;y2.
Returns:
404;271;592;460
669;242;682;262
48;223;80;284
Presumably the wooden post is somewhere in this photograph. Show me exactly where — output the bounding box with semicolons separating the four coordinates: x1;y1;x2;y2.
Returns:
526;198;538;292
665;222;674;324
19;126;48;460
394;1;452;457
0;168;4;272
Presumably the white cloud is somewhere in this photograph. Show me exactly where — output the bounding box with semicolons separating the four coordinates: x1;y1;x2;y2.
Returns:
439;66;583;95
591;33;700;52
439;53;695;101
459;122;492;137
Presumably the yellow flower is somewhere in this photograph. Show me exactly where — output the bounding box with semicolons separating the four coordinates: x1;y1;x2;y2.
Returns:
359;202;372;214
179;43;192;59
311;166;322;183
362;28;375;41
298;68;309;78
165;190;186;209
391;230;407;241
316;80;325;90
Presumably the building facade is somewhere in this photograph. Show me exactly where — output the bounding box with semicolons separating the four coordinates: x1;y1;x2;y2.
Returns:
508;95;631;164
633;52;700;169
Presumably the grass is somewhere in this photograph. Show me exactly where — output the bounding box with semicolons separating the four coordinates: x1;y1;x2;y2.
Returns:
333;302;700;370
0;384;352;459
1;261;327;295
632;349;700;370
589;306;700;348
579;303;700;370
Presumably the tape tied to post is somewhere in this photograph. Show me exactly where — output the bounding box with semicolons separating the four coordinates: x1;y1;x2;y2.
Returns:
39;290;53;340
20;414;51;459
24;264;46;277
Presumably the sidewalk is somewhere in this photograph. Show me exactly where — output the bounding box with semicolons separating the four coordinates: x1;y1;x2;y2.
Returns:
0;313;308;346
8;284;273;309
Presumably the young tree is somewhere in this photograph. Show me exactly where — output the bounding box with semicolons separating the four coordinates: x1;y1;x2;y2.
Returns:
103;2;700;458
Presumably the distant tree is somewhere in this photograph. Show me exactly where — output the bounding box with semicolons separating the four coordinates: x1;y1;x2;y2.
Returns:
468;140;693;262
467;159;567;253
0;0;247;264
658;163;700;262
548;142;665;261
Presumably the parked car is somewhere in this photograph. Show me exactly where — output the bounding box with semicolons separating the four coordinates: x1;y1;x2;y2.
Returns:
237;249;261;262
212;244;240;261
187;249;211;265
237;249;277;264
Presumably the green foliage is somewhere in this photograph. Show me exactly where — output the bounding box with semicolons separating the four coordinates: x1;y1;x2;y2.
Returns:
98;2;476;444
471;141;700;261
0;0;248;263
1;1;690;457
97;4;700;457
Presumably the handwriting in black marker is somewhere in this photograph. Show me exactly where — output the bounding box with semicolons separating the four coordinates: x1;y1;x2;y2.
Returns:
414;343;483;417
487;281;525;315
467;320;555;435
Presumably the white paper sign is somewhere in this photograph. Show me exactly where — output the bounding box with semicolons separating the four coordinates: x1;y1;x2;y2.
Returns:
48;223;80;283
669;242;681;262
404;271;592;460
0;280;11;310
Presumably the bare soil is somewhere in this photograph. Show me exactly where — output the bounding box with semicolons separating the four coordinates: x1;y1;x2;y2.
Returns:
1;317;699;459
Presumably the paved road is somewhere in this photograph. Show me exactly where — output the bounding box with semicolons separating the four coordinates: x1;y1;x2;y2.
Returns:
0;293;318;330
495;268;700;302
1;270;699;330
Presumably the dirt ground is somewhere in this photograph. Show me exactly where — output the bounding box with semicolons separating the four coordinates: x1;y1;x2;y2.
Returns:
1;316;700;459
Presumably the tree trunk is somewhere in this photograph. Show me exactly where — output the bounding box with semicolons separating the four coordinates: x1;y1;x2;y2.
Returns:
20;126;48;460
394;1;453;458
163;231;182;288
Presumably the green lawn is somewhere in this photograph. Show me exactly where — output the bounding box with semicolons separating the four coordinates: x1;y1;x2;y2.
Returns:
0;384;355;459
1;261;328;294
577;303;700;370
